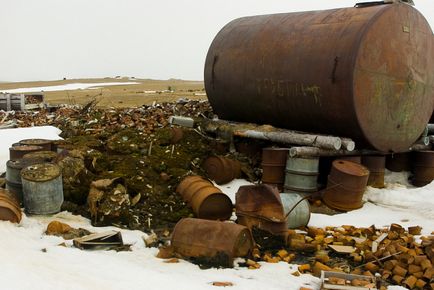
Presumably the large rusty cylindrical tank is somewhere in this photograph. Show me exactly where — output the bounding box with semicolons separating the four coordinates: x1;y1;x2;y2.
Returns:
204;3;434;152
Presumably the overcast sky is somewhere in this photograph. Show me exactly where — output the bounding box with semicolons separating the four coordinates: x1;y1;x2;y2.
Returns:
1;0;433;82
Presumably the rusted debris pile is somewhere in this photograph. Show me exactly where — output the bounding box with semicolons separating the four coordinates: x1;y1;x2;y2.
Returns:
283;224;433;290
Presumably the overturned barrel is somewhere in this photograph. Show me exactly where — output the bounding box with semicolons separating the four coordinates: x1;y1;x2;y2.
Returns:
176;175;233;220
204;3;434;152
171;218;253;267
21;163;64;215
203;156;241;185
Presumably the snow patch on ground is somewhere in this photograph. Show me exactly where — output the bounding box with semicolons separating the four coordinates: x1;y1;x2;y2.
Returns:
1;82;139;93
0;126;62;172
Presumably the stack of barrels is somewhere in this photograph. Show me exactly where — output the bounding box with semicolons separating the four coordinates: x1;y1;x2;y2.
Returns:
5;139;64;216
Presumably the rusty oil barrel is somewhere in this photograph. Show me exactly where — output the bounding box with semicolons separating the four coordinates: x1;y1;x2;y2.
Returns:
386;153;412;172
284;156;319;196
19;139;53;151
176;175;233;220
6;158;43;204
21;163;64;215
204;3;434;152
412;151;434;187
23;150;58;163
323;160;369;211
362;155;386;188
9;145;44;161
171;218;253;267
202;156;241;185
261;148;289;191
0;189;22;223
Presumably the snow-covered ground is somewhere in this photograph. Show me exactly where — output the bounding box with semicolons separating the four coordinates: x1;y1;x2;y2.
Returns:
0;127;432;290
0;82;139;94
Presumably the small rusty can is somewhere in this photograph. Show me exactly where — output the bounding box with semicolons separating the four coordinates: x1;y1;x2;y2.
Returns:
412;151;434;187
203;156;241;185
19;139;53;151
23;150;58;163
386;153;412;172
362;155;386;188
261;148;289;191
21;163;64;215
323;160;369;211
171;218;253;267
176;175;233;220
9;145;44;161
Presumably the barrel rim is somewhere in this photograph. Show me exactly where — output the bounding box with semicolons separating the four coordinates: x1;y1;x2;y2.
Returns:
21;163;62;182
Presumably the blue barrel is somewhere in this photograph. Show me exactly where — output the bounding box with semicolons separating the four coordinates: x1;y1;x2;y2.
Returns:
21;163;63;215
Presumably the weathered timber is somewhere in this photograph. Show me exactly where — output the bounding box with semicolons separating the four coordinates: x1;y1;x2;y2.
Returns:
200;119;354;151
288;147;379;158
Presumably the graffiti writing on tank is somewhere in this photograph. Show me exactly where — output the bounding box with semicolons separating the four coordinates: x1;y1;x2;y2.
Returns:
256;79;321;104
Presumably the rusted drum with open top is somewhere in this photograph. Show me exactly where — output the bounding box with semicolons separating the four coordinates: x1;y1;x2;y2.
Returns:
323;160;369;211
205;3;434;152
21;163;64;215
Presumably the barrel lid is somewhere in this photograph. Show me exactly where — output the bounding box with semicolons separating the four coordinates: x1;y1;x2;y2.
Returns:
6;158;42;170
19;139;52;146
23;151;58;161
10;145;43;151
21;163;61;182
332;160;369;177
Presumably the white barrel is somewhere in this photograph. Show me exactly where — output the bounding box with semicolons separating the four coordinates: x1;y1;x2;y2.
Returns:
280;193;311;229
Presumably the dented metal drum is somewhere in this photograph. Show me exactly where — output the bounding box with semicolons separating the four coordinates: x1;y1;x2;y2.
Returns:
0;189;22;223
280;193;311;229
21;163;64;215
362;155;386;188
412;151;434;187
205;3;434;152
284;156;319;195
323;160;369;211
171;218;253;266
